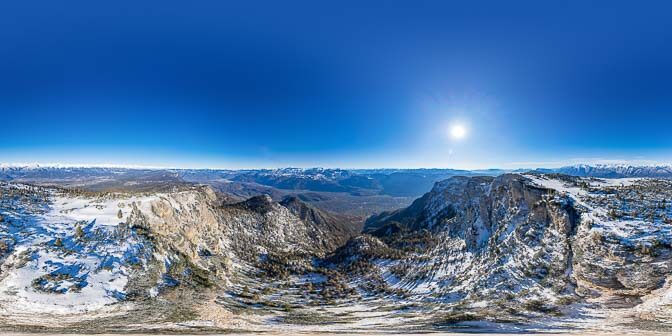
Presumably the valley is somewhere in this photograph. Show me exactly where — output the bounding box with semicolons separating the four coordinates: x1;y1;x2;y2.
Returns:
0;166;672;333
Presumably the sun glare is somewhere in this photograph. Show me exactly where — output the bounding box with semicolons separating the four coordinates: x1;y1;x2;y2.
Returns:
450;124;467;140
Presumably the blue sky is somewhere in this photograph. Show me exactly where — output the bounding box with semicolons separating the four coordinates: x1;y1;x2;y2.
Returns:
1;1;672;169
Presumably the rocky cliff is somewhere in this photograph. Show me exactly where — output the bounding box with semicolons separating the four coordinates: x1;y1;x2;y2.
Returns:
3;173;672;333
336;173;672;330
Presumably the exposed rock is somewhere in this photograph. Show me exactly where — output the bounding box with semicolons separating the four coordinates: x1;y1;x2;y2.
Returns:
3;173;672;333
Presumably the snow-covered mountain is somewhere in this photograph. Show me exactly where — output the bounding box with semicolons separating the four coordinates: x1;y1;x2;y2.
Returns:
542;164;672;178
0;165;505;197
2;171;672;333
0;182;358;331
334;173;672;331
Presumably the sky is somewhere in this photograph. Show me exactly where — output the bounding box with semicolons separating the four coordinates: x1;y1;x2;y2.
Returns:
1;1;672;169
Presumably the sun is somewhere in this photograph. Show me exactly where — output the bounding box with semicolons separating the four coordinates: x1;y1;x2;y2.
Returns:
449;124;468;140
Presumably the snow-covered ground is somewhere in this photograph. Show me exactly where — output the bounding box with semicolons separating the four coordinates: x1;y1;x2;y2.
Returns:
526;174;672;243
525;174;672;330
0;183;159;322
2;175;672;333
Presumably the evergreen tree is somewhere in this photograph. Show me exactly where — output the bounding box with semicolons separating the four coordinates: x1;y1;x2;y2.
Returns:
75;225;84;239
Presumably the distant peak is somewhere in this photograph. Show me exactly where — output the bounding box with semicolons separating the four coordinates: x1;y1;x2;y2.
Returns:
0;162;168;170
239;194;276;213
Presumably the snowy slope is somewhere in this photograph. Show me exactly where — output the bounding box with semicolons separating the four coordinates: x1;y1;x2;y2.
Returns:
336;173;672;331
2;173;672;333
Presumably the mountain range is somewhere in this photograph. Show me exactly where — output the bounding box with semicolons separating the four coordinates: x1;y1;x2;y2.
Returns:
0;164;671;332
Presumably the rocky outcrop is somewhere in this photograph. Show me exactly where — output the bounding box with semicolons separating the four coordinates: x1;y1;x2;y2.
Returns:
340;173;672;322
359;175;580;301
127;187;360;285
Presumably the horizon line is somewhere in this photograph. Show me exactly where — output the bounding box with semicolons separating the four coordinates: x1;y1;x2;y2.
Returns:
2;160;672;171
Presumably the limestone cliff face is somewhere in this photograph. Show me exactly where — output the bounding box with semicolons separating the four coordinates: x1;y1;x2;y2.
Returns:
135;186;222;261
128;187;359;285
350;174;580;303
572;221;672;296
571;206;672;302
452;174;579;299
367;174;578;250
357;173;672;321
125;174;672;324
